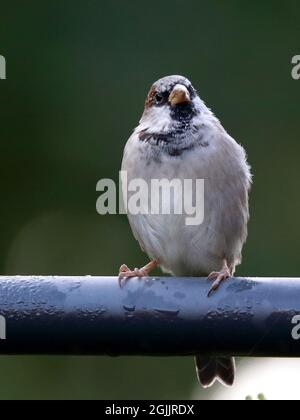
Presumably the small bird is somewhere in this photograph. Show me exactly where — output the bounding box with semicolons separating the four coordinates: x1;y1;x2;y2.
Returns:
120;75;252;388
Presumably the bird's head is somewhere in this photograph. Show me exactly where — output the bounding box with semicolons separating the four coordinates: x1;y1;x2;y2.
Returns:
135;76;215;158
140;75;204;133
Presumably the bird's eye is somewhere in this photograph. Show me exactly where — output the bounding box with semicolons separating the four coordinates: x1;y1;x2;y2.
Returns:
155;93;164;105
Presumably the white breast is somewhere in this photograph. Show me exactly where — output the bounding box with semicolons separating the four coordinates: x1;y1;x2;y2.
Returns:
122;126;251;277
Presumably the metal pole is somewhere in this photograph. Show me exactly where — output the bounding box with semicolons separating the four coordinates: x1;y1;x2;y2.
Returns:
0;276;299;357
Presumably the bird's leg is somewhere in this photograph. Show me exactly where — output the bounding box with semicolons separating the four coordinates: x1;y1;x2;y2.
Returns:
118;260;158;287
207;259;232;297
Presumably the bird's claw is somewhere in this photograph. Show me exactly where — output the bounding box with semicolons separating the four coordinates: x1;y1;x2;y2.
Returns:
207;278;225;297
118;265;148;288
207;268;231;297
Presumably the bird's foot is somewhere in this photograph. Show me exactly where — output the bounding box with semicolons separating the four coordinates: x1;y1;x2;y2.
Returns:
118;265;148;287
207;262;231;297
118;261;158;288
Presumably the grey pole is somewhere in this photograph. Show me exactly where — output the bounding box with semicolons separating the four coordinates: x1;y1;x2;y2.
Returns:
0;276;299;357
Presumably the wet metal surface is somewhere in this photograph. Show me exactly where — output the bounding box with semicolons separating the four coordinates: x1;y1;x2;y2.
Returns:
0;276;299;357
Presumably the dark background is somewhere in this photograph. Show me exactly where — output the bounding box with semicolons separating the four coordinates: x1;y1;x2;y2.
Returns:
0;0;299;399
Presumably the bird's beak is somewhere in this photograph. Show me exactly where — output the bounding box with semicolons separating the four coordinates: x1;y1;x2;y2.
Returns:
169;84;191;107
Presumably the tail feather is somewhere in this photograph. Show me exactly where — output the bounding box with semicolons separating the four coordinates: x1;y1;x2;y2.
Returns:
195;356;235;388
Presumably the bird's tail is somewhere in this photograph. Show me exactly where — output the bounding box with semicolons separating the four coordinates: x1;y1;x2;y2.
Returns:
195;356;235;388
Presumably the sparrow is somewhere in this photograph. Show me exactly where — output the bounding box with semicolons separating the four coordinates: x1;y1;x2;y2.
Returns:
119;75;252;388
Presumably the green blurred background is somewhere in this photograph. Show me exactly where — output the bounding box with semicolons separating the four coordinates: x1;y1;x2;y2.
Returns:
0;0;299;400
